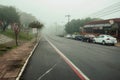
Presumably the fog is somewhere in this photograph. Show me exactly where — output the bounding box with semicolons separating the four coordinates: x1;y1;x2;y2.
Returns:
1;0;120;24
0;0;120;35
42;23;66;36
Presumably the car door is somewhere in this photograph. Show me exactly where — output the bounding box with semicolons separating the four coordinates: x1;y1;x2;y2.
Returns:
96;35;104;43
98;35;105;43
95;36;100;43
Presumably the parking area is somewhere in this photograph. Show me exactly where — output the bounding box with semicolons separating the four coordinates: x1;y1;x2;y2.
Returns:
64;34;120;46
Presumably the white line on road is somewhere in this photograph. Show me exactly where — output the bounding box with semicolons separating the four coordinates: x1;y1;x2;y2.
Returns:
45;37;90;80
37;63;57;80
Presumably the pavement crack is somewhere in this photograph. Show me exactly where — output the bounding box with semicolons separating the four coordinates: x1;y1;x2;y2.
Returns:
36;63;57;80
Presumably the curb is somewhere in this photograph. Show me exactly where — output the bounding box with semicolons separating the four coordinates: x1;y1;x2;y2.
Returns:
115;43;120;47
115;45;120;47
16;37;42;80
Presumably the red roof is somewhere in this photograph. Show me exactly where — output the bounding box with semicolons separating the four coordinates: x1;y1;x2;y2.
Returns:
86;18;120;25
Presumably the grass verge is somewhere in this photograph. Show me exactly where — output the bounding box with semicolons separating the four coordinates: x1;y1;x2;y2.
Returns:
0;29;35;55
0;29;34;41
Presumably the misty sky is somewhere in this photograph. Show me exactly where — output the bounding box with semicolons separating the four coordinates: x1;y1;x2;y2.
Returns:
0;0;120;25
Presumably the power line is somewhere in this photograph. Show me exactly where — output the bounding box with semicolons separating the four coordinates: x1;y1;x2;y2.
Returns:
89;2;120;18
92;6;120;17
93;8;120;17
90;2;120;16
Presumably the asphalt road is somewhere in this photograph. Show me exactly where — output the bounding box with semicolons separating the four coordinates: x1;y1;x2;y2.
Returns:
21;35;120;80
20;37;80;80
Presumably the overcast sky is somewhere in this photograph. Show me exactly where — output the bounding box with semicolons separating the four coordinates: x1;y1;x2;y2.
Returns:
0;0;120;25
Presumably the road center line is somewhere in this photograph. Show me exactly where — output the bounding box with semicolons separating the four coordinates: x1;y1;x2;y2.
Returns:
45;37;90;80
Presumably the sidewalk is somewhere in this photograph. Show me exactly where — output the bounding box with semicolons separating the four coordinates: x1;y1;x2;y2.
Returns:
0;41;35;80
116;42;120;47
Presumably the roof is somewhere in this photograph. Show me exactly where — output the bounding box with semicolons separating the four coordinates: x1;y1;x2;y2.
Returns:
86;18;120;25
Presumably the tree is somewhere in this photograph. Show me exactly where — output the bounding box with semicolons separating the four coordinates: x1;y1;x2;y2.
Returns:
65;17;101;34
20;12;37;28
29;21;43;29
29;21;44;41
0;6;20;31
12;23;20;46
65;19;81;34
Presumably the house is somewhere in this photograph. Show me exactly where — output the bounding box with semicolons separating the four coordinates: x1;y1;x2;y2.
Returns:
83;18;120;39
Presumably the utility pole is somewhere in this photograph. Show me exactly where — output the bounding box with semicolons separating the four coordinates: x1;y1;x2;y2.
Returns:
65;15;71;34
65;15;71;24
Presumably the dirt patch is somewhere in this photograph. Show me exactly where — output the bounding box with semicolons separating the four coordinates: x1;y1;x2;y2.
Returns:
116;42;120;47
0;41;35;80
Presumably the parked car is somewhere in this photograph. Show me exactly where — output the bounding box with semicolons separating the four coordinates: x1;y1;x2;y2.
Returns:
83;34;95;43
65;34;72;39
72;34;76;39
74;35;84;41
93;34;117;45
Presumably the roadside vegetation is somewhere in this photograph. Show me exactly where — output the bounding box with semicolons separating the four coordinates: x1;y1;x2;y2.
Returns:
0;43;17;55
0;29;34;40
65;17;101;34
0;5;44;55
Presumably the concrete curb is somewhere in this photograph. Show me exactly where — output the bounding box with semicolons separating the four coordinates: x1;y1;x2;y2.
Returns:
16;37;42;80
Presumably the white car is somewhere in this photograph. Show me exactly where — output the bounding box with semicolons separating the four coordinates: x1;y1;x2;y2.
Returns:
65;34;72;39
93;35;117;45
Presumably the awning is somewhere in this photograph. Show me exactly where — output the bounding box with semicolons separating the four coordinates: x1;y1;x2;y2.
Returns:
84;23;111;28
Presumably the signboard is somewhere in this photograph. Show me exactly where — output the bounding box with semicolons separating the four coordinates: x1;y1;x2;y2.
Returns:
32;28;37;34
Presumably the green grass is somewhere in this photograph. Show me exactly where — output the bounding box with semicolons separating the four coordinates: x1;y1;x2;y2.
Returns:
18;32;34;40
0;41;18;55
0;29;34;41
0;29;14;38
0;45;17;55
0;29;34;55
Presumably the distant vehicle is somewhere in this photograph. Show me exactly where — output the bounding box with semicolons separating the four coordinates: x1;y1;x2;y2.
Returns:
83;34;95;42
65;34;72;39
93;35;117;45
74;35;84;41
72;34;77;39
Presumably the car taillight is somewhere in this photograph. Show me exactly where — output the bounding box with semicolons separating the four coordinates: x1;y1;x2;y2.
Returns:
106;38;110;40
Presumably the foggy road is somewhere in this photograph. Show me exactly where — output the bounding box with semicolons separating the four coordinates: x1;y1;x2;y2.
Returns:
1;1;120;80
21;35;120;80
47;35;120;80
20;37;81;80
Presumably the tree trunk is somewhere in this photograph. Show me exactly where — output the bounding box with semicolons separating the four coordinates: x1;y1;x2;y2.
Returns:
15;33;18;46
2;22;9;31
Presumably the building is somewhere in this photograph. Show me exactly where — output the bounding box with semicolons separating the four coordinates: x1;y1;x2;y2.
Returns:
83;18;120;39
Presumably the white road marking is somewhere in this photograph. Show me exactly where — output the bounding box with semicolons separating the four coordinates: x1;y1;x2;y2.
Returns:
37;63;57;80
45;37;90;80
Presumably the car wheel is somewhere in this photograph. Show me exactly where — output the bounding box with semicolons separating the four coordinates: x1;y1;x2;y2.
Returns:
112;44;115;46
87;39;89;42
81;39;83;42
102;41;106;45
